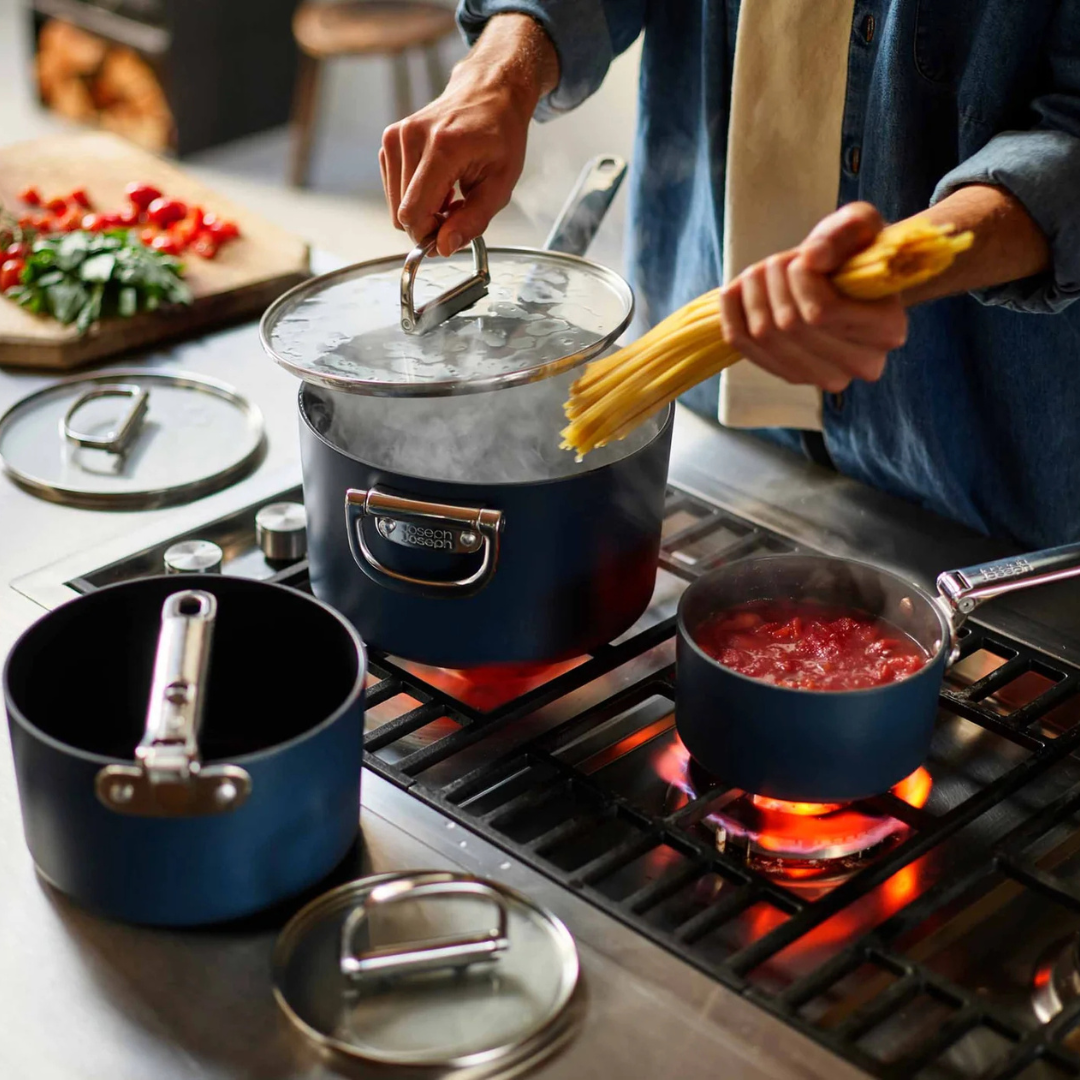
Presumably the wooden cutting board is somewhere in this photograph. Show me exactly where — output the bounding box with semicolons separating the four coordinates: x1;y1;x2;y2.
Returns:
0;131;310;370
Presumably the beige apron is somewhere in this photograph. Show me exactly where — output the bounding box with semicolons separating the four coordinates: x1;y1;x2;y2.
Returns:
719;0;857;431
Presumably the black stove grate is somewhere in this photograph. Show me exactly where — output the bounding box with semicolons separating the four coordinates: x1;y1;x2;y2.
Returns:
74;486;1080;1079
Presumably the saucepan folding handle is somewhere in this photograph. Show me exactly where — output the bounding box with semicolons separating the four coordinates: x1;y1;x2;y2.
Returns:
935;541;1080;659
937;541;1080;616
94;590;252;817
339;877;510;987
345;487;503;598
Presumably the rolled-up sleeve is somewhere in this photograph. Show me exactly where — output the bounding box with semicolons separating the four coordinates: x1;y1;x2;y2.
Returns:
930;3;1080;314
931;131;1080;313
456;1;644;121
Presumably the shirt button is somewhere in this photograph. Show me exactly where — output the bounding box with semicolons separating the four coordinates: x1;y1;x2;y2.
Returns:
862;13;876;44
845;144;862;176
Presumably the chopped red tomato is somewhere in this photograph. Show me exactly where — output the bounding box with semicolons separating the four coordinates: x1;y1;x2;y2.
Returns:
150;233;182;256
1;258;26;291
203;213;240;242
44;196;68;215
695;600;930;691
18;187;42;207
5;242;30;260
81;213;107;232
147;197;187;228
138;226;159;246
118;207;140;226
56;210;82;232
191;233;218;259
125;182;161;210
68;188;91;209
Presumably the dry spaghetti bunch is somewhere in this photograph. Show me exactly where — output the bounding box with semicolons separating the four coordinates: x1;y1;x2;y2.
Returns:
561;220;974;458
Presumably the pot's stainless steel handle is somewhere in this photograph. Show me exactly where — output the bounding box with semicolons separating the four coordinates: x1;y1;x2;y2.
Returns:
400;235;490;335
937;541;1080;617
543;154;627;256
340;877;509;986
95;590;252;817
62;385;149;454
345;488;502;598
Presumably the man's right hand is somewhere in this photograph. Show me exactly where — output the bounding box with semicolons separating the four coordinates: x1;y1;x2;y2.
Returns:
380;14;559;257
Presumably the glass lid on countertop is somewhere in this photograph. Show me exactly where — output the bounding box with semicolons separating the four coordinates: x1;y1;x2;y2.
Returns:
0;369;265;510
272;871;581;1073
259;236;634;398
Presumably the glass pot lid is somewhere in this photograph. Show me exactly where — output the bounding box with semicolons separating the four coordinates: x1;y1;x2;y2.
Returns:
0;369;265;510
272;871;581;1071
259;237;634;398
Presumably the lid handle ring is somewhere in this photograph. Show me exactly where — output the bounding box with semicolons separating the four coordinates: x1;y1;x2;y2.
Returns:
94;590;252;817
340;877;510;988
62;385;150;455
400;234;490;335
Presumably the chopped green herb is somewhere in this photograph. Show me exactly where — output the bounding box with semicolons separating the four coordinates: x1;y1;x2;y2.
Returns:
2;227;191;334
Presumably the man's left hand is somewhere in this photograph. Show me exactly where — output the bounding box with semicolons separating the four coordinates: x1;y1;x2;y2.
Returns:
717;202;909;394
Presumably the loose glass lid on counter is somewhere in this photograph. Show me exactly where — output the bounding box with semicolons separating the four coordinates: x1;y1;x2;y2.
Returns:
273;871;581;1074
0;369;266;510
259;234;635;398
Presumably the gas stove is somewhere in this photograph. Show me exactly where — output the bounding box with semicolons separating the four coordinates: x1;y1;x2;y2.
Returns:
16;476;1080;1080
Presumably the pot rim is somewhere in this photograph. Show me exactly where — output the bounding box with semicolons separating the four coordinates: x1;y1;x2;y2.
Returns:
676;552;951;698
261;246;635;398
2;574;368;767
297;383;674;490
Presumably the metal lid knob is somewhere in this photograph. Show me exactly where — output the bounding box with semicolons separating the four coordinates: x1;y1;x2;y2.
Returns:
164;540;223;575
256;502;307;563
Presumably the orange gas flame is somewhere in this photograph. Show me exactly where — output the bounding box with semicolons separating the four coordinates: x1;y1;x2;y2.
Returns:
751;796;843;817
392;657;586;711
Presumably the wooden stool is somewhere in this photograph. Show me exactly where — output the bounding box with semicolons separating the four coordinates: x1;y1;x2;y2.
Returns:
290;0;457;187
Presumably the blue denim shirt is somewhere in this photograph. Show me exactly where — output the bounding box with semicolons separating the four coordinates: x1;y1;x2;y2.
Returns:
458;0;1080;549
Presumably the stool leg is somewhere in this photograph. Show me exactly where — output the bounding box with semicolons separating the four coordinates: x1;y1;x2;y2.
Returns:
424;42;446;100
290;53;322;188
392;51;412;120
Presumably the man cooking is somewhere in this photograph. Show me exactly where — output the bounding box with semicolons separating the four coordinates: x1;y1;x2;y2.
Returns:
378;3;1080;550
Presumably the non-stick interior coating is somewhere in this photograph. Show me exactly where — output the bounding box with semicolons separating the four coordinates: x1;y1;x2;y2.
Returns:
681;555;947;657
4;577;360;760
300;374;667;484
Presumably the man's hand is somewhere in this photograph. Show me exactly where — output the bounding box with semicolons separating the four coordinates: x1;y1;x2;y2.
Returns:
379;14;559;257
717;203;909;394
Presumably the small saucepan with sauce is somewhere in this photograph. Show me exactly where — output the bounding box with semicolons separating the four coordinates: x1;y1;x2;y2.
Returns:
675;546;1080;803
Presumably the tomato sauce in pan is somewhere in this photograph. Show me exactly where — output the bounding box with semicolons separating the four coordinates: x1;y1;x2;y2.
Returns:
693;600;930;691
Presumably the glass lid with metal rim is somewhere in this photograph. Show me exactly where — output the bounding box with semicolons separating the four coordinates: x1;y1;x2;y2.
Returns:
0;369;266;510
260;238;634;397
259;156;636;398
272;871;581;1072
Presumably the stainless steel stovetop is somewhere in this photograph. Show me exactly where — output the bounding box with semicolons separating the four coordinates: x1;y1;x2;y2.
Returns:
16;457;1080;1080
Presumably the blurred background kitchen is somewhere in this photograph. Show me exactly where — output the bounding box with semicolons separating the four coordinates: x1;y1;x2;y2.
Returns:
0;0;640;268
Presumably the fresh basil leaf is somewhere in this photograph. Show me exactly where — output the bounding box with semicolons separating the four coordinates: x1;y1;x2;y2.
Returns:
47;280;89;324
80;252;116;283
118;285;138;317
55;232;90;272
75;283;105;334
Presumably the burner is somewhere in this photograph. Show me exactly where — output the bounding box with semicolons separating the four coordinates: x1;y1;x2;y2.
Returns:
391;657;587;711
664;742;932;887
1033;934;1080;1023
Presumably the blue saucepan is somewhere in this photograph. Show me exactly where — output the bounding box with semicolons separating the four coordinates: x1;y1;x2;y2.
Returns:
676;546;1080;802
3;575;366;926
